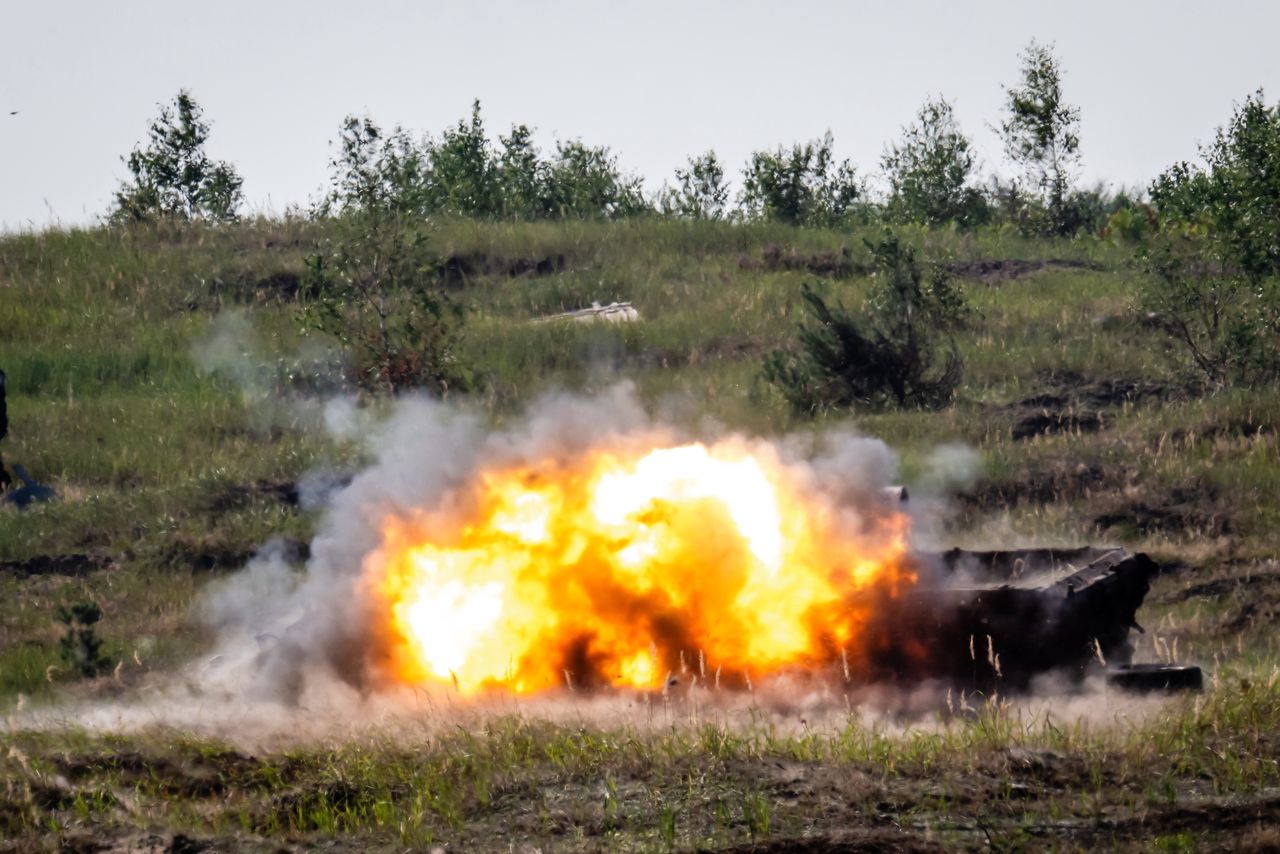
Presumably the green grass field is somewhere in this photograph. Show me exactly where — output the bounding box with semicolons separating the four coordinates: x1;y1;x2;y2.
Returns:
1;218;1278;851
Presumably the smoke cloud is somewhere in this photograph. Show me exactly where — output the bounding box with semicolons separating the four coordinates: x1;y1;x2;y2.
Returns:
191;308;358;437
191;384;907;705
17;382;1170;746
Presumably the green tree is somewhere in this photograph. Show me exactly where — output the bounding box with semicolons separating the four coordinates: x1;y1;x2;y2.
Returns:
661;150;730;219
544;140;648;219
763;234;967;413
1150;90;1280;279
305;117;466;396
111;90;244;223
317;116;427;217
999;41;1081;234
741;133;863;227
883;97;986;226
423;99;501;217
496;124;550;219
1142;90;1280;387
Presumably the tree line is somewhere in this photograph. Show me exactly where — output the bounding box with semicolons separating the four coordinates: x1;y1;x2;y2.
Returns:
111;41;1146;238
106;40;1280;408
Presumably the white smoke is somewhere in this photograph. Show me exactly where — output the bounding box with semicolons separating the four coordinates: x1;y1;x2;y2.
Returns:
904;441;984;553
190;308;354;437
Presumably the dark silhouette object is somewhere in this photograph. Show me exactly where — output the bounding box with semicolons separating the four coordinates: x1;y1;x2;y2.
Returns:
58;601;110;678
857;547;1161;693
0;369;9;491
4;464;55;509
1106;663;1203;694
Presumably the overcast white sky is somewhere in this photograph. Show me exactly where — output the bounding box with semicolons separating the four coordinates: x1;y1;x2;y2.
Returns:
2;0;1277;230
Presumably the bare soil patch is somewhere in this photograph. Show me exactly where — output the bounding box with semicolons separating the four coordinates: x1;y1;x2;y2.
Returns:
1093;479;1235;537
959;460;1131;511
202;479;301;513
158;534;307;573
0;552;115;579
1008;376;1170;441
1161;562;1280;604
739;244;865;277
439;251;567;287
946;257;1102;284
198;269;316;307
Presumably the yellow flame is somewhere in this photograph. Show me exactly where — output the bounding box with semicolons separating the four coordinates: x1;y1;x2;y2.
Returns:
370;440;912;695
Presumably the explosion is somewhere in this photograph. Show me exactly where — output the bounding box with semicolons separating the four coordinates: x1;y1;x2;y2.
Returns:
364;435;915;696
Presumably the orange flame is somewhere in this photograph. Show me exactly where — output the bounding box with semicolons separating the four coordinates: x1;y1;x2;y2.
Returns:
367;438;913;695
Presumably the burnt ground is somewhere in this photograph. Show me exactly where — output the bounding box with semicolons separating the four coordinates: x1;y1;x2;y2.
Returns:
201;478;302;513
157;532;309;573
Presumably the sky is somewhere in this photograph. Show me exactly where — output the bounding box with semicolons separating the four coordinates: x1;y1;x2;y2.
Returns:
2;0;1278;230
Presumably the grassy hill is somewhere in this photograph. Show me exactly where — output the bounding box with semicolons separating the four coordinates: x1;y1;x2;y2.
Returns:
1;218;1278;850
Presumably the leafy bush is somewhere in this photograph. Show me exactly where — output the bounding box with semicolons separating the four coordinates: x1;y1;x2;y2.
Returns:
1139;231;1280;388
1142;91;1280;387
660;151;730;220
544;140;649;219
111;90;244;223
763;235;966;413
305;118;466;395
740;133;864;227
883;97;987;227
58;601;110;678
1102;200;1157;243
315;116;427;217
1063;184;1150;239
1150;90;1280;279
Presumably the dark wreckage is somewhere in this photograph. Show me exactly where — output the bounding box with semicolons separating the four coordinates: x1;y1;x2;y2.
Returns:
856;546;1201;694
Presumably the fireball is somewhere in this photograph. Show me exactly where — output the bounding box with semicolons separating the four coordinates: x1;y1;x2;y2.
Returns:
367;438;913;695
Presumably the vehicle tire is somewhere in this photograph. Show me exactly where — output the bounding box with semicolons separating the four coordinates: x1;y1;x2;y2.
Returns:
1105;664;1203;694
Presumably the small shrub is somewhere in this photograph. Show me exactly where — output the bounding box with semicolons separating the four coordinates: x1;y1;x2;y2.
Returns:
660;150;730;220
763;234;966;413
422;100;501;217
495;124;548;219
58;601;110;678
305;118;467;396
315;116;427;218
1138;230;1280;388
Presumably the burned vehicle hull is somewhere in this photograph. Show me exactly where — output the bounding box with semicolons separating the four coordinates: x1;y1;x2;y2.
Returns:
856;547;1159;692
